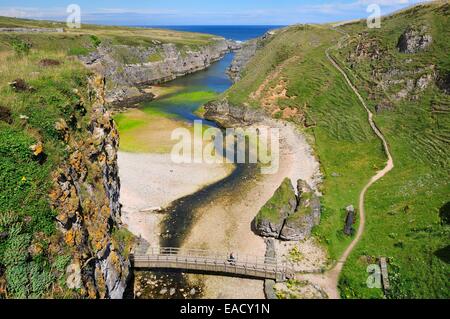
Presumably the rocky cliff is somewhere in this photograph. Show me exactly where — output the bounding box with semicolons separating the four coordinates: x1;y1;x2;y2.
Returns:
50;75;130;299
203;98;267;127
80;39;238;105
227;31;276;82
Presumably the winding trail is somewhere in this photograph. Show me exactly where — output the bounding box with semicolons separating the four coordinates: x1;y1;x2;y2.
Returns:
299;29;394;299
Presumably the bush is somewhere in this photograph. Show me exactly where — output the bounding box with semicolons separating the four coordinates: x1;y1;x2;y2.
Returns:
67;47;90;56
5;264;29;298
52;255;71;273
89;35;102;48
2;233;31;267
10;38;32;55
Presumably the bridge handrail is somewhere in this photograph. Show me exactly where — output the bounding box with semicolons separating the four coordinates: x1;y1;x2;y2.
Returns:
130;247;287;269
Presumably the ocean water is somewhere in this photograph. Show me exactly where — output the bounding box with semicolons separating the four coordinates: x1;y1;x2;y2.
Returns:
144;25;284;41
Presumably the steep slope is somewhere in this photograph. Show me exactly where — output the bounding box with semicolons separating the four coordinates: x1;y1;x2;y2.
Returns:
0;18;230;299
217;1;449;298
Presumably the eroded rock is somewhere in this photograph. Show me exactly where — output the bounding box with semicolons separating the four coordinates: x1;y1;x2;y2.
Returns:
253;179;320;241
397;25;432;54
253;178;297;238
280;180;321;241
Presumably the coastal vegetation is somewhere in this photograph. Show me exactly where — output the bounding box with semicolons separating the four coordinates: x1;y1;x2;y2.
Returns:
0;16;225;298
0;1;448;300
114;90;218;153
223;1;449;298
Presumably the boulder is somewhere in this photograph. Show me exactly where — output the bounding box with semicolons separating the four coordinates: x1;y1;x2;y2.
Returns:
436;72;450;94
253;178;297;238
344;205;356;236
0;105;12;124
397;25;432;54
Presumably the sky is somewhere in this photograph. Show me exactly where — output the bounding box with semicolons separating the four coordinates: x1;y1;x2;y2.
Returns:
0;0;432;25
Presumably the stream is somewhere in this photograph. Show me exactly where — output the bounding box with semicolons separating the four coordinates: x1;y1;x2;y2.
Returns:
122;52;258;299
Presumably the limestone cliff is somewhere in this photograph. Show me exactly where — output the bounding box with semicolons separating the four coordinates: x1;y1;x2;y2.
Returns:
80;39;238;105
227;30;278;83
50;75;130;299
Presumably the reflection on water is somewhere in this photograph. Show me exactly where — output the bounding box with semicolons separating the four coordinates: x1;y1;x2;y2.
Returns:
140;52;234;124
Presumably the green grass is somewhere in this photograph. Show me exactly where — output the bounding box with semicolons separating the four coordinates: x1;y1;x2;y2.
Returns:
256;178;297;224
147;52;164;63
0;32;92;298
0;16;220;49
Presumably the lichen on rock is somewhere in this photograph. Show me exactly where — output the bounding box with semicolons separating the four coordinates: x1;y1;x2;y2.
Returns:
50;75;130;299
253;179;320;241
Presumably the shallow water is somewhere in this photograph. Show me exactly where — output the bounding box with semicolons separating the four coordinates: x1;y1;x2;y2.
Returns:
120;51;258;299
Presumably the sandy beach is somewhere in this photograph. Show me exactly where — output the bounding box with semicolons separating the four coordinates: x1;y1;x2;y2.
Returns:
119;151;234;247
181;120;322;298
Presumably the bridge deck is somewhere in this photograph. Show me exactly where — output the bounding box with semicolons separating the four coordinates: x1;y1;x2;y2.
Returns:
131;247;290;282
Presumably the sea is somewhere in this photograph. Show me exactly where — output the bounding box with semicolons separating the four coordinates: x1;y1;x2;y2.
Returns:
142;25;284;41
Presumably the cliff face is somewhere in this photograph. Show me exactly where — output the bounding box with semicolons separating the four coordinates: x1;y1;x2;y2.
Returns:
50;75;129;299
203;98;266;127
227;31;276;82
80;39;238;105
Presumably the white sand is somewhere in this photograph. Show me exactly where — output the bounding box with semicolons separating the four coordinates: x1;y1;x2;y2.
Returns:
182;120;322;299
119;151;234;247
119;119;322;298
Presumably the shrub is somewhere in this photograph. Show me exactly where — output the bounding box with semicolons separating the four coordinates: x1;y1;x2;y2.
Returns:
5;264;29;298
67;47;90;56
89;35;102;48
10;38;32;55
2;233;31;267
0;105;12;124
52;255;71;273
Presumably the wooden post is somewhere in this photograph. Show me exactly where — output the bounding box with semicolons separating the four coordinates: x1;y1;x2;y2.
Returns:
380;257;390;292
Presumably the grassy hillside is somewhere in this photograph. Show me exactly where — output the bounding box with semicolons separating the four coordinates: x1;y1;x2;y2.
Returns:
0;16;217;49
0;45;91;298
334;2;449;299
224;1;449;298
0;18;219;298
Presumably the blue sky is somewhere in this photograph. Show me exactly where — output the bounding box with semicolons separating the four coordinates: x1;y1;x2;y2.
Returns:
0;0;430;25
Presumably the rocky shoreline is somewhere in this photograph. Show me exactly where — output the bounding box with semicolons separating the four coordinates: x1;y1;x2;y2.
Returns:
80;39;240;106
197;97;325;298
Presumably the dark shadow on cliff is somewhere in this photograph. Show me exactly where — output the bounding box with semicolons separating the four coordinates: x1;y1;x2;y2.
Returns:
434;245;450;264
439;201;450;225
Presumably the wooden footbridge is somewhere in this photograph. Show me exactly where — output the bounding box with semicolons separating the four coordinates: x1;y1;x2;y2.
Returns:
130;247;292;282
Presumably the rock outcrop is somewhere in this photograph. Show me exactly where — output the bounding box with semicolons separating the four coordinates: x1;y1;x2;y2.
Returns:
280;181;321;241
397;25;432;54
227;39;259;82
253;179;320;241
227;31;275;82
79;39;238;105
203;98;266;127
253;178;297;238
50;75;130;299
